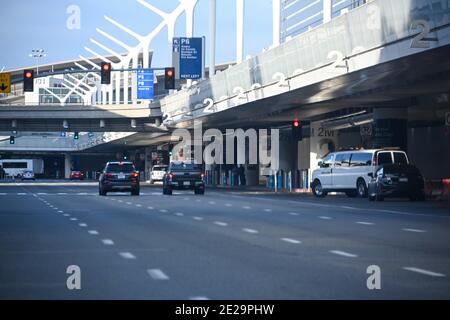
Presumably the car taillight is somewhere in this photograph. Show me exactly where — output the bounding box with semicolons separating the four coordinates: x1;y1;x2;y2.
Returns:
201;173;205;179
168;172;174;180
105;173;114;179
131;172;139;178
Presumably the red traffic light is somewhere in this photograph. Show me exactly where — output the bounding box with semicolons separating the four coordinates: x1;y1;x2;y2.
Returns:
167;69;174;77
25;71;33;79
293;120;300;127
102;63;111;71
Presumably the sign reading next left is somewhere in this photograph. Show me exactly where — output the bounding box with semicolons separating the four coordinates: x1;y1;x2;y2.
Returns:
0;73;11;94
137;69;154;101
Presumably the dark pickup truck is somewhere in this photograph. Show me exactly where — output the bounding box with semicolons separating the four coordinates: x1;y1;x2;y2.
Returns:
162;161;205;195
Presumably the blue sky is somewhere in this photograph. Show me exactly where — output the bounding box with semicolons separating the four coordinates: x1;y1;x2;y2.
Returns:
0;0;273;70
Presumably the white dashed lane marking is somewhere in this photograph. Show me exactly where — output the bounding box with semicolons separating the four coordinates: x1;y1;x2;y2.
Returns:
403;267;446;277
281;238;301;244
119;252;136;259
147;269;170;281
263;209;272;212
242;228;259;234
288;212;300;216
225;204;232;207
63;214;70;217
318;216;333;220
78;223;87;227
330;250;358;258
214;221;228;227
126;202;132;205
402;228;427;233
193;217;204;221
102;239;114;246
175;212;184;217
208;201;216;205
70;218;78;221
160;209;168;213
147;206;154;210
356;221;375;226
136;204;142;207
242;206;251;210
88;230;99;235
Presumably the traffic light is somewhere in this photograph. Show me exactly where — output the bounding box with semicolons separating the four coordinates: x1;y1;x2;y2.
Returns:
9;136;15;144
23;70;34;92
101;62;111;84
292;120;303;141
74;132;79;140
164;67;175;90
123;152;129;161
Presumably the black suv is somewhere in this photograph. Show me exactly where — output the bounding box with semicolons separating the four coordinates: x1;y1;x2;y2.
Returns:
99;162;140;196
162;161;205;195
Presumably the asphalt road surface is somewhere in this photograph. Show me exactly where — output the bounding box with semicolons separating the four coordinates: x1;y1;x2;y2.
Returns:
0;182;449;299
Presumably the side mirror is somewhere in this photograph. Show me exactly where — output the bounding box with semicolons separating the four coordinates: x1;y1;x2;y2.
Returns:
368;173;373;178
318;161;323;168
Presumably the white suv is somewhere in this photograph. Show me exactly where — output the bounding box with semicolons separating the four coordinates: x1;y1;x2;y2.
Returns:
311;149;409;198
149;165;168;184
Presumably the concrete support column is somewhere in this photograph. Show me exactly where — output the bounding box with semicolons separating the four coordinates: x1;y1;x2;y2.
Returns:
144;147;152;181
272;0;281;47
64;153;72;179
209;0;216;77
323;0;332;23
236;0;245;64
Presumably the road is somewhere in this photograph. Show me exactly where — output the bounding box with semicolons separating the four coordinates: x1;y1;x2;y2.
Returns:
0;182;449;299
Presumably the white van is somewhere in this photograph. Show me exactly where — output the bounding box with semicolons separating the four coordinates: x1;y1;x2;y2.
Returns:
311;149;409;198
0;159;44;178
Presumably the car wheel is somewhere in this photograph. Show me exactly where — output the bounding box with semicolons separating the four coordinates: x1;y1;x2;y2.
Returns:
99;188;107;196
131;189;140;196
166;188;173;195
368;195;376;201
195;188;205;195
312;180;326;198
357;179;368;198
376;194;384;201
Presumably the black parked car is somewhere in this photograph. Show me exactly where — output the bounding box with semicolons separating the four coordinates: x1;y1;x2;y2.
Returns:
162;161;205;195
99;162;140;196
368;164;425;201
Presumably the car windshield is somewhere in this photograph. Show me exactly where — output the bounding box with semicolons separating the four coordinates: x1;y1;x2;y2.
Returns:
106;164;135;172
170;163;200;170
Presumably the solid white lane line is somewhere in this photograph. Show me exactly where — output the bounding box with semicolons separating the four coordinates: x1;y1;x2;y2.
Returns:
214;221;228;227
330;250;358;258
243;228;259;234
147;269;170;281
102;239;114;246
288;212;300;216
193;216;204;221
78;223;87;227
403;267;446;277
402;228;427;233
264;209;272;212
88;230;99;235
175;212;184;217
119;252;136;259
136;204;142;207
356;221;375;226
281;238;301;244
318;216;332;220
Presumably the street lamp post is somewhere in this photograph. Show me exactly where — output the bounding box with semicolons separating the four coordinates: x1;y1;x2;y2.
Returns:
29;49;47;75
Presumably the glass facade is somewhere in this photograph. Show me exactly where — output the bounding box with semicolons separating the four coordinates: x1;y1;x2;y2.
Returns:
39;88;83;105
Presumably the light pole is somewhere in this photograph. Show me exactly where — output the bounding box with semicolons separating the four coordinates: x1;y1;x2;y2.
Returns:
29;49;47;75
